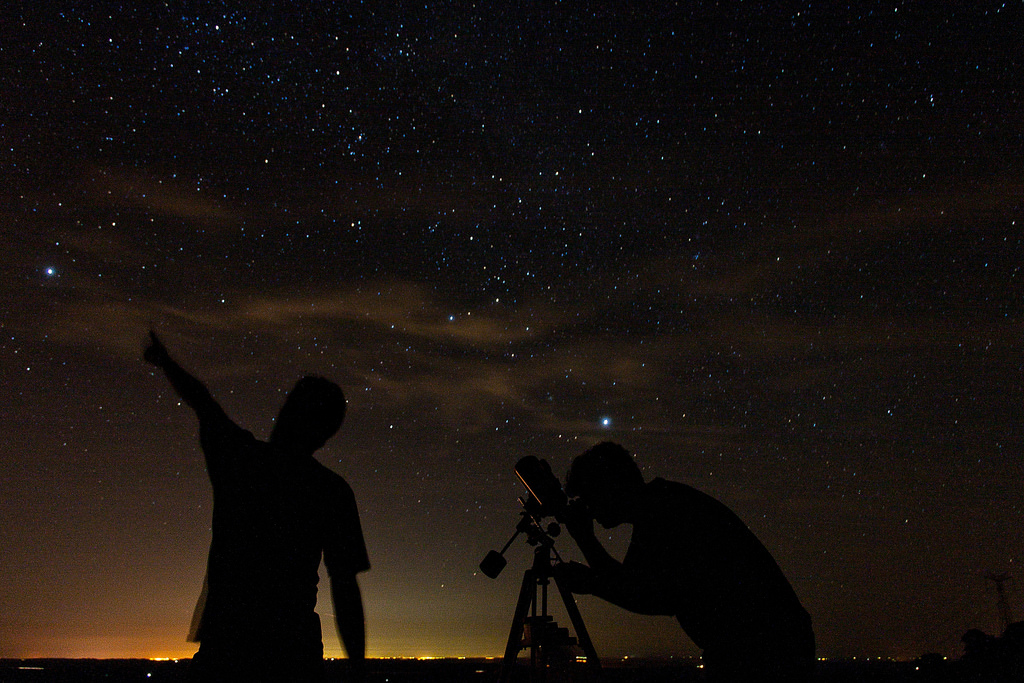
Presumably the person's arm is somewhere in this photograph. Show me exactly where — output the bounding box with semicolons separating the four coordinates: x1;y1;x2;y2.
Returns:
324;480;369;672
559;502;671;616
330;573;366;668
144;331;226;424
557;557;672;616
562;499;621;572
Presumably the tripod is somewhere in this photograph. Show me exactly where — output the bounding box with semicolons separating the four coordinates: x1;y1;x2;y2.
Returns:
498;533;601;683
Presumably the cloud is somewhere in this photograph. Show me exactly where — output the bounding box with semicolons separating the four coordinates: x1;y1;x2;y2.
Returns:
238;281;560;347
84;167;240;230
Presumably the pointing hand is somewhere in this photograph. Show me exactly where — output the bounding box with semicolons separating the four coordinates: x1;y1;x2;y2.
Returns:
144;330;170;368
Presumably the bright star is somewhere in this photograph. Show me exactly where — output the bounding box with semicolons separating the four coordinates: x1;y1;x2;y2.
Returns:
600;417;612;428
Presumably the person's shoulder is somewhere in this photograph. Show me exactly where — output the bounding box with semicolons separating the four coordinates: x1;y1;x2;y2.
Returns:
651;478;751;531
200;406;251;434
200;415;259;454
655;477;725;496
637;478;688;513
648;477;699;497
645;478;725;514
312;460;356;493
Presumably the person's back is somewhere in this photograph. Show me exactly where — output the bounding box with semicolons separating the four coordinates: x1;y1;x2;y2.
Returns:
627;478;814;680
560;442;814;683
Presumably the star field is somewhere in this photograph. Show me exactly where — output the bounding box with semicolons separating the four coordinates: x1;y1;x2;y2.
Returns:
2;0;1023;662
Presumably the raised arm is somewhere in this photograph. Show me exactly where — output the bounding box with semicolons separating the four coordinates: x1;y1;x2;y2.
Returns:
144;331;225;424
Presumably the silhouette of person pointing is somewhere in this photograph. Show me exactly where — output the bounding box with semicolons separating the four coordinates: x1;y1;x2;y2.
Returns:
145;332;370;683
556;442;814;683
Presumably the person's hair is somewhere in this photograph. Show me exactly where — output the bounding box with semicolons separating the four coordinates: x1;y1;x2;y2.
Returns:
565;441;643;497
269;376;346;452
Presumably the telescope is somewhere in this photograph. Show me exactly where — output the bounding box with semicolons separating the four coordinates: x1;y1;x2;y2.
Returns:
479;456;567;579
514;455;568;519
480;455;601;681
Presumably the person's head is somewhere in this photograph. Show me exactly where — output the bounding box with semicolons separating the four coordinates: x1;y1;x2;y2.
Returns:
565;442;645;528
269;376;346;455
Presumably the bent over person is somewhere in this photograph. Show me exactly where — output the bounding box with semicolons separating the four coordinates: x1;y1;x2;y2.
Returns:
145;332;370;683
557;442;814;683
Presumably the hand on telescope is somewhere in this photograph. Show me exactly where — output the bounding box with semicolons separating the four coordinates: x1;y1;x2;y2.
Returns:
554;560;596;595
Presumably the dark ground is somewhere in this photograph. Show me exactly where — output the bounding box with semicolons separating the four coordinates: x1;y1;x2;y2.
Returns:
0;656;1001;683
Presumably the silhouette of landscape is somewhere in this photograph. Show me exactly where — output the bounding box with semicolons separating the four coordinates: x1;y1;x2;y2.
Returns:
0;656;933;683
2;642;1023;683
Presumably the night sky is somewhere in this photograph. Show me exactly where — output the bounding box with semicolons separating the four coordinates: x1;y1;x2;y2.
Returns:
2;0;1023;663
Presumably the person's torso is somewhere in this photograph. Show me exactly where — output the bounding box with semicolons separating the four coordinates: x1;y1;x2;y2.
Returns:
626;479;812;651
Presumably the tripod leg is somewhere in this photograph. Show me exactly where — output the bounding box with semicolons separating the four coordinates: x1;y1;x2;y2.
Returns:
500;569;537;683
553;573;601;672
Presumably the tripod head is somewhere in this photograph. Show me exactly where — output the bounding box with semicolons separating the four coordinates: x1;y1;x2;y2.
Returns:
480;492;564;579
